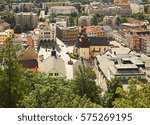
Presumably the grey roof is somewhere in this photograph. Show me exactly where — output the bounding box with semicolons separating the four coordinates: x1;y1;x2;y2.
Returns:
41;56;66;77
102;25;113;32
89;37;109;46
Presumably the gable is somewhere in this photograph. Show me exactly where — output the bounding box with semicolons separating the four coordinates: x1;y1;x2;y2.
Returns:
21;47;37;60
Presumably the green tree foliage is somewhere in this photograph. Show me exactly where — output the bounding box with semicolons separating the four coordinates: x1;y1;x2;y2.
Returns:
14;24;22;34
3;14;16;28
113;79;150;108
15;6;19;13
120;17;128;23
45;7;49;15
72;66;102;104
0;38;31;107
18;79;101;108
132;13;145;20
102;77;123;108
93;14;104;26
69;16;75;26
71;12;78;17
24;23;29;32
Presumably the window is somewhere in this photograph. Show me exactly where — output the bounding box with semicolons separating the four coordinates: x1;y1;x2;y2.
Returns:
49;73;53;76
55;73;59;76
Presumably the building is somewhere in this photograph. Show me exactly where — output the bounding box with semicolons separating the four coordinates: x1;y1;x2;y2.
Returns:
56;26;79;42
16;12;38;30
130;4;144;14
114;0;129;4
102;25;113;38
18;46;39;72
41;47;66;78
81;26;106;38
49;6;77;15
78;16;93;26
94;48;149;90
0;20;11;32
102;6;131;16
140;36;150;54
73;30;109;59
56;16;69;27
36;19;56;43
0;29;14;43
102;16;114;26
42;2;70;9
19;2;35;11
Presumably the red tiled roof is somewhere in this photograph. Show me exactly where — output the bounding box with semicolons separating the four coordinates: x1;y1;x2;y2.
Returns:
27;36;34;48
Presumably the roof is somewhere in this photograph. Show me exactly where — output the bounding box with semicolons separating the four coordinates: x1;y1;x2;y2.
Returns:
84;26;104;33
41;56;66;77
27;36;34;48
89;37;109;46
115;64;138;69
50;6;76;9
0;22;10;28
102;25;113;32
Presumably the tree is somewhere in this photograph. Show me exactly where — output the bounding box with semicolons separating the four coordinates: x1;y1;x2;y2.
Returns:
93;14;104;25
0;37;30;107
69;16;75;26
113;79;150;108
15;6;19;13
71;12;78;17
102;77;123;108
14;24;22;34
18;77;101;108
72;66;102;104
24;23;29;32
45;7;49;15
120;17;128;23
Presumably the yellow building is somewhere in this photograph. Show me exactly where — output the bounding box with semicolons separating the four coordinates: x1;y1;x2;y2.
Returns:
74;31;109;60
0;29;14;43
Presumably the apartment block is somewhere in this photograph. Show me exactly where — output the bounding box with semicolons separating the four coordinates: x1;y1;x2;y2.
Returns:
78;16;93;26
16;12;38;30
81;26;106;38
0;29;14;43
49;6;77;15
56;26;79;42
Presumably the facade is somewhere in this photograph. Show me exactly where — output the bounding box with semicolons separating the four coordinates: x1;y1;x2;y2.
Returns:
18;46;38;72
41;48;66;78
16;12;38;30
74;30;109;60
49;6;77;15
19;2;35;11
78;16;93;26
0;29;14;43
56;26;79;42
130;4;144;14
82;26;106;37
42;2;70;9
95;54;147;89
37;20;56;43
114;0;129;4
140;36;150;54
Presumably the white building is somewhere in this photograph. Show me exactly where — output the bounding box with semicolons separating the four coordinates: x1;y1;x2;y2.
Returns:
41;48;66;78
49;6;77;15
130;4;144;14
78;16;93;26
